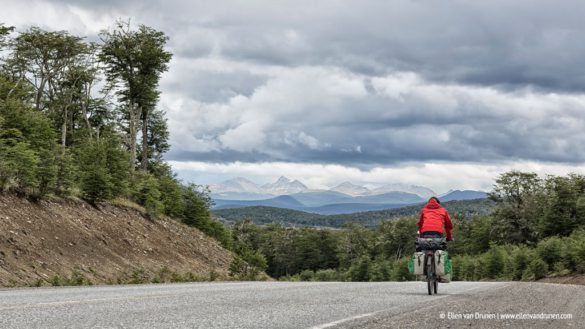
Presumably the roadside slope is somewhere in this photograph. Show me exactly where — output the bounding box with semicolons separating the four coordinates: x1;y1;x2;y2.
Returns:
0;194;233;287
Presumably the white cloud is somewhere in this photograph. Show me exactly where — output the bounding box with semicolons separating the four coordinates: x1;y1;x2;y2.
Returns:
163;65;585;165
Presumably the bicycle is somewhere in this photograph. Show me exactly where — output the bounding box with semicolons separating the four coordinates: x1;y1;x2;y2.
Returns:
415;235;447;295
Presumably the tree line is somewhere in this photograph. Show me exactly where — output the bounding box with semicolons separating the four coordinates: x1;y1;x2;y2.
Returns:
0;22;231;250
229;171;585;281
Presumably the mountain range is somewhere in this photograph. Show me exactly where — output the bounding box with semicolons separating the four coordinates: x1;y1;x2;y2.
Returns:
210;177;488;215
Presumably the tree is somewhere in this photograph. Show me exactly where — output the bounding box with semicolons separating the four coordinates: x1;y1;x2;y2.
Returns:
489;171;543;244
0;84;58;196
99;21;172;172
540;175;585;237
8;27;88;115
137;108;170;172
181;183;213;227
376;217;417;261
0;129;39;194
337;223;373;269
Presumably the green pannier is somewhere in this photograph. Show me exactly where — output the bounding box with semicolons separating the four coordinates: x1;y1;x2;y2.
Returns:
408;252;425;275
435;250;452;276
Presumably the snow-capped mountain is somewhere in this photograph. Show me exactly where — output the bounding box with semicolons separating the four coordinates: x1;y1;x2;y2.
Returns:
330;182;371;196
209;177;263;194
210;176;448;200
261;176;308;195
371;183;436;199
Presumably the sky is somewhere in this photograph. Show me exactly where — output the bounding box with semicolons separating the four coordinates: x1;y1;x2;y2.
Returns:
2;0;585;192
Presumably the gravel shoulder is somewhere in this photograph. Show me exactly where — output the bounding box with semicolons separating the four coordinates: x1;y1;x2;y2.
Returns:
347;282;585;329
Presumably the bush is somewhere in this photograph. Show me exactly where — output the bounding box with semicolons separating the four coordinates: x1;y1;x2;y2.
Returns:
299;269;315;281
0;138;40;194
536;237;564;269
369;260;392;281
81;166;112;203
132;172;163;218
525;258;548;280
390;257;413;282
348;256;372;282
314;269;340;281
568;231;585;273
454;255;476;281
483;244;506;279
509;246;530;280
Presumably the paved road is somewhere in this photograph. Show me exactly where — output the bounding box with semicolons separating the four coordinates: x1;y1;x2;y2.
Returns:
0;281;581;328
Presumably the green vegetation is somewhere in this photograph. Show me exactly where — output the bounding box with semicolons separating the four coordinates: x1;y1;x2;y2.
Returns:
0;22;231;250
214;198;495;228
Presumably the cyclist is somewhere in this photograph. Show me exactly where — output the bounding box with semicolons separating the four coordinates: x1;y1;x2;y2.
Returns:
418;196;453;241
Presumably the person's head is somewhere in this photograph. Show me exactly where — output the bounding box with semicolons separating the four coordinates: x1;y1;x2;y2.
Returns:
429;196;441;204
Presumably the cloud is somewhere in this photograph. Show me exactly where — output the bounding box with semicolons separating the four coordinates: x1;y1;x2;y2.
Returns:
163;67;585;165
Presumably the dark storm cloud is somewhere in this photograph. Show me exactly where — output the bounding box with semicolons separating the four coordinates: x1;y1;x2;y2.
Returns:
44;0;585;91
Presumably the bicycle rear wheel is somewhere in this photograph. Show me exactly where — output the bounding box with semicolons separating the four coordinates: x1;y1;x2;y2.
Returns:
427;260;433;295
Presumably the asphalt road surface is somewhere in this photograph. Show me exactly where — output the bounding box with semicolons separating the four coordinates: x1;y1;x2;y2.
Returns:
0;281;582;329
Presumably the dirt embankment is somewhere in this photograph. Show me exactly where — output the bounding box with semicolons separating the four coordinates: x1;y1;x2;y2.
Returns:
539;275;585;286
0;194;234;287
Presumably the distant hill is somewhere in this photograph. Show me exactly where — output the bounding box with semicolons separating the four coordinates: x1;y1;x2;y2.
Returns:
211;192;275;201
289;191;351;207
304;202;410;215
213;198;496;228
440;190;488;202
213;195;305;210
213;191;428;214
348;192;424;204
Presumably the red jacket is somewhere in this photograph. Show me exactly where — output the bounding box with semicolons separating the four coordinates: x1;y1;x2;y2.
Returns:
418;198;453;240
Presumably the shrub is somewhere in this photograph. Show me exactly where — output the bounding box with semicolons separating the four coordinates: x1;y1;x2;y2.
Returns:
390;257;413;282
299;269;315;281
510;246;530;280
369;260;392;281
524;258;548;280
536;237;564;268
568;231;585;273
483;244;506;279
81;165;112;203
314;269;340;281
348;256;372;282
